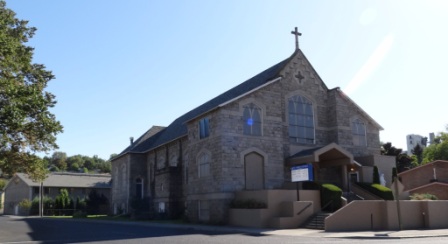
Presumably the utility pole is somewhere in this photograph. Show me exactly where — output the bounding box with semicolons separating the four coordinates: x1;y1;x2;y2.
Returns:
394;176;402;230
39;181;43;217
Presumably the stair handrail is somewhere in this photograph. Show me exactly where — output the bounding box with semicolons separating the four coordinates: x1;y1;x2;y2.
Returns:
296;202;312;216
321;199;333;211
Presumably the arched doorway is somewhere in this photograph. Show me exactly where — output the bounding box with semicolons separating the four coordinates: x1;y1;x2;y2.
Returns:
244;152;264;190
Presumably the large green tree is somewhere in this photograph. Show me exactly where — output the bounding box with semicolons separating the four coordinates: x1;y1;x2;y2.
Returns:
0;1;63;181
411;144;424;164
381;142;413;173
51;151;67;171
422;129;448;163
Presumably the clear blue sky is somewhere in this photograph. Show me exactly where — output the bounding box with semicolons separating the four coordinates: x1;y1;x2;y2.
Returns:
6;0;448;159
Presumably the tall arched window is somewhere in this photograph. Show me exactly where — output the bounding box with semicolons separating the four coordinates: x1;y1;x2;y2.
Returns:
198;152;211;178
135;178;143;199
352;118;367;146
243;103;262;136
120;164;126;189
288;95;315;143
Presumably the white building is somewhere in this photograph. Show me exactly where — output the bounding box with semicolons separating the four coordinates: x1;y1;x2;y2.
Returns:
406;134;428;155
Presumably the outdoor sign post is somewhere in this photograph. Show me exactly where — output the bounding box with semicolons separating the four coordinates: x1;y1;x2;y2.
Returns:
291;164;314;201
39;181;43;217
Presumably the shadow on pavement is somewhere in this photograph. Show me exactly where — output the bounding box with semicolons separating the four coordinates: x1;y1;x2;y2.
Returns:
13;217;265;243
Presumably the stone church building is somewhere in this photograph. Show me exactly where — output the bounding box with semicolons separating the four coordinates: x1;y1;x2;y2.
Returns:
111;30;392;223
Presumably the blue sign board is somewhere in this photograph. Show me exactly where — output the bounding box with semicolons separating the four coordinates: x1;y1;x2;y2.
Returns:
291;164;314;182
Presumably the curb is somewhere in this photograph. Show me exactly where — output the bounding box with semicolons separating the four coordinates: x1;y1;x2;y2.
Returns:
4;215;448;239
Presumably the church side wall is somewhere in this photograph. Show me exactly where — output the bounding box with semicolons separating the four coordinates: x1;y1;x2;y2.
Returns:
111;154;130;214
329;89;381;157
150;140;185;218
216;91;287;192
129;153;147;199
185;111;228;223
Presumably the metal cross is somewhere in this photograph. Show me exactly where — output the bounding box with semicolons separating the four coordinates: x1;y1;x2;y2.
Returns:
291;27;302;50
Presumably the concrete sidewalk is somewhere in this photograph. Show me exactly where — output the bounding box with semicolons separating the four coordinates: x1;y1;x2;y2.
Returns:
259;228;448;239
138;221;448;239
106;219;448;239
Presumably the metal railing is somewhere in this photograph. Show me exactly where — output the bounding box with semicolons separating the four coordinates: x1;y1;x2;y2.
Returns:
297;202;313;216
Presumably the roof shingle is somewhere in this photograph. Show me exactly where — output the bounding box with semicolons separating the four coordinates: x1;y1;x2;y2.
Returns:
16;173;111;188
118;51;296;156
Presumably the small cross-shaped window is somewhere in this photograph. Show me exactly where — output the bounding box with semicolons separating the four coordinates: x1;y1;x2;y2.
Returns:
295;71;304;83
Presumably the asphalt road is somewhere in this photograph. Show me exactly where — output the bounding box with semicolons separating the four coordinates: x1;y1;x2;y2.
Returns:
1;216;448;244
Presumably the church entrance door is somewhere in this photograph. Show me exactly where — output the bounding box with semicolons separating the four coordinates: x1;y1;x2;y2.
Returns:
244;152;264;190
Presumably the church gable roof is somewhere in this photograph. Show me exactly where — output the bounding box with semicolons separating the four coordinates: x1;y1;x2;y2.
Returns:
119;125;166;155
117;48;383;157
335;89;384;130
118;52;295;156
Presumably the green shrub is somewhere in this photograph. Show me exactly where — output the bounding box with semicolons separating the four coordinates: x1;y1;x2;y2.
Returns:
0;179;6;190
19;199;32;209
86;189;108;215
321;183;342;212
373;166;380;184
410;193;438;200
18;199;32;215
55;188;71;210
76;197;87;211
30;197;40;215
229;199;267;209
356;182;394;200
29;196;55;215
392;167;398;180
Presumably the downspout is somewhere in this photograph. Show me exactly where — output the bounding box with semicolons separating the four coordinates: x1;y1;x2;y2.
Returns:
126;155;130;214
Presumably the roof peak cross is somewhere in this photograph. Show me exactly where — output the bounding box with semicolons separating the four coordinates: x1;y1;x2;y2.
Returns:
291;27;302;50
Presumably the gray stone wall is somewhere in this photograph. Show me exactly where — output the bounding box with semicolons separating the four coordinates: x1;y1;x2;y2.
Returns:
329;90;381;156
111;154;129;214
151;140;185;218
129;154;147;199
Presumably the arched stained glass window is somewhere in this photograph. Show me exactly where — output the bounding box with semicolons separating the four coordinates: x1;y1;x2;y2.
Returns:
198;152;210;178
352;118;367;146
135;178;143;199
288;95;315;144
243;103;262;136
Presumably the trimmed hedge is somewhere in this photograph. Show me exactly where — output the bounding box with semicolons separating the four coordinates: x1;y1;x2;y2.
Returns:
410;193;438;200
356;182;394;200
321;183;342;212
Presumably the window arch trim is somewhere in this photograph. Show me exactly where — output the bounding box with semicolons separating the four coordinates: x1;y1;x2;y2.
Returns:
197;149;211;178
135;177;144;199
352;117;367;147
242;102;263;136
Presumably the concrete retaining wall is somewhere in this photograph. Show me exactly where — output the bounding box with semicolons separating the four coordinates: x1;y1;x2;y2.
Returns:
326;200;448;231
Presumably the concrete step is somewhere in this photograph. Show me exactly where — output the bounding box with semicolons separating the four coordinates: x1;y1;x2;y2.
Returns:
302;212;331;230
